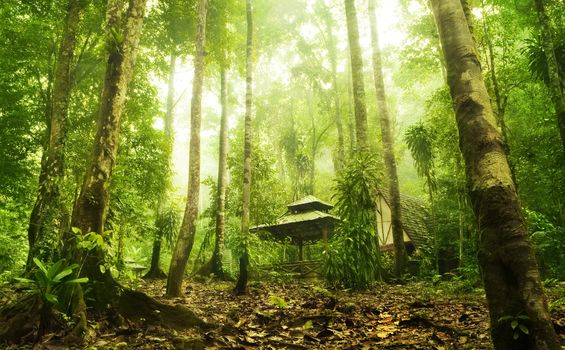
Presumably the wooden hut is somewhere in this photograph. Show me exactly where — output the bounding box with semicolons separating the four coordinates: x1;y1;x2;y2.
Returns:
375;189;431;254
250;195;339;261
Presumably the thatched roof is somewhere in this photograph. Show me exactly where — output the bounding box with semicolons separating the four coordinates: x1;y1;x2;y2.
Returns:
250;210;339;243
250;196;338;243
287;195;333;212
378;189;431;249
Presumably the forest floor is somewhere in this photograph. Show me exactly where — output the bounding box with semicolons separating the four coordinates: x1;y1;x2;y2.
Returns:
4;277;565;349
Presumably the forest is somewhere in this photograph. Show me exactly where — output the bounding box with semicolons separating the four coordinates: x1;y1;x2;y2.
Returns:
0;0;564;348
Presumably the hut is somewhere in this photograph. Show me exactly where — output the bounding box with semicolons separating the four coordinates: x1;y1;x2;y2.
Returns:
375;189;431;254
251;192;431;276
250;195;339;261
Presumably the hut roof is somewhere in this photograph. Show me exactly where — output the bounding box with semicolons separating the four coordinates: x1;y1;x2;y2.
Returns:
250;210;339;242
287;195;333;212
378;189;431;248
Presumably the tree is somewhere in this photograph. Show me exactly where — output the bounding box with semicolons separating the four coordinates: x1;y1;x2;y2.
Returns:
368;0;407;276
210;66;229;278
25;0;84;270
64;0;203;339
234;0;253;295
166;0;208;297
344;0;369;152
430;0;560;348
317;0;345;173
534;0;565;156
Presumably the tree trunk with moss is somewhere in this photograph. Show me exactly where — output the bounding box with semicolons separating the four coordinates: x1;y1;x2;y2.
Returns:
534;0;565;156
69;0;147;306
166;0;208;297
430;1;560;349
234;0;253;295
26;0;83;269
344;0;369;153
368;0;407;276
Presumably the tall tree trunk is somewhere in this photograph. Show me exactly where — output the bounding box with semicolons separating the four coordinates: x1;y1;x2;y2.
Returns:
347;61;356;154
166;0;208;297
323;13;345;172
344;0;369;153
481;9;518;186
368;0;408;276
62;2;204;339
430;1;560;349
26;0;83;269
234;0;253;295
534;0;565;156
211;64;229;278
69;0;146;304
145;53;177;280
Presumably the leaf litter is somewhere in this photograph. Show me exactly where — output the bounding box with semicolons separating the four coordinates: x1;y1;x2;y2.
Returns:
5;278;565;349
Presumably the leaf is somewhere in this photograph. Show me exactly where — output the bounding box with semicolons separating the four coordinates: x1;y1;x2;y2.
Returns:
303;320;313;330
498;315;512;323
513;332;519;340
14;277;34;284
71;227;81;234
511;320;518;330
65;277;89;284
47;259;64;280
33;258;48;276
519;324;529;335
99;265;106;274
45;293;58;305
53;267;74;282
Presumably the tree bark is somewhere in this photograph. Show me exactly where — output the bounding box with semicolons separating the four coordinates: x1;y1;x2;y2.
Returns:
344;0;369;153
145;52;177;279
430;0;560;348
234;0;253;295
69;0;146;307
534;0;565;156
211;64;229;278
166;0;208;297
26;0;83;269
368;0;407;276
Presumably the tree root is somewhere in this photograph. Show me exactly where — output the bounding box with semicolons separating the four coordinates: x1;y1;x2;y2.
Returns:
143;267;167;280
1;281;208;345
117;289;208;330
0;295;41;344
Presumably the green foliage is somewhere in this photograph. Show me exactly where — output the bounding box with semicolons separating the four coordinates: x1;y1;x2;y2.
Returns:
15;258;88;307
405;122;436;192
155;204;180;249
325;154;383;289
526;210;565;280
498;314;530;341
268;294;289;309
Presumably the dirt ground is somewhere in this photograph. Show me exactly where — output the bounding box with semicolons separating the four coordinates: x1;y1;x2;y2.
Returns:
4;278;565;349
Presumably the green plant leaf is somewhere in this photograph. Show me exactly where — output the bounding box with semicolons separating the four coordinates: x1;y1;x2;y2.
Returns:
513;332;519;340
65;277;89;284
47;259;64;279
519;324;529;335
14;277;34;284
45;293;58;305
33;257;48;276
53;267;74;282
511;320;518;330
